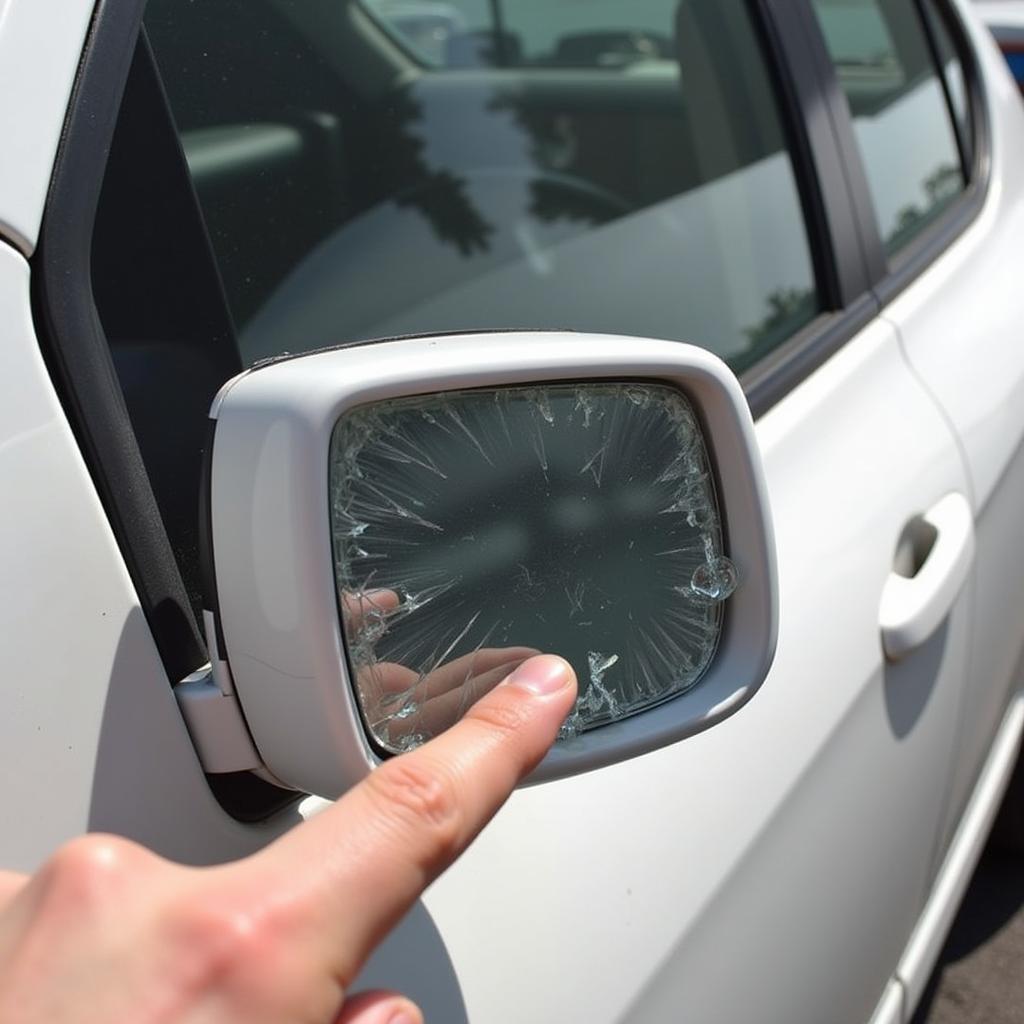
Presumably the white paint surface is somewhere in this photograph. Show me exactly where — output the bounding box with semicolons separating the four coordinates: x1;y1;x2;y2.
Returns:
0;0;96;254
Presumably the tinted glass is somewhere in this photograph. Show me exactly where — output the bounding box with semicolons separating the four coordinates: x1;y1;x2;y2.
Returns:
921;0;972;169
331;382;736;753
363;0;679;69
145;0;818;373
811;0;965;255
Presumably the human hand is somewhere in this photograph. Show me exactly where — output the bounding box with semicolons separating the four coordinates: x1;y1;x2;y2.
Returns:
344;589;541;746
0;653;576;1023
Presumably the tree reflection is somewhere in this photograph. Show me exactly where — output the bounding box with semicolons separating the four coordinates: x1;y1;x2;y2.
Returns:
367;86;496;256
367;80;635;258
886;162;962;250
743;287;817;360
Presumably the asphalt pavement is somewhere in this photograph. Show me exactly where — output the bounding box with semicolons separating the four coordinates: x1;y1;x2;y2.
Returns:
913;849;1024;1023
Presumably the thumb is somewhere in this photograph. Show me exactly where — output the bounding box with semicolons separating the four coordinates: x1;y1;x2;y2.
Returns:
335;990;422;1024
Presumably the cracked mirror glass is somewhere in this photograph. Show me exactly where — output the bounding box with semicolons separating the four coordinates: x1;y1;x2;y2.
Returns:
330;382;737;755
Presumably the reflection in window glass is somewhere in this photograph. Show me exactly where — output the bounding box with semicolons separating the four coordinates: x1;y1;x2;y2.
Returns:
920;0;972;170
146;0;818;372
331;383;736;753
362;0;678;70
811;0;965;255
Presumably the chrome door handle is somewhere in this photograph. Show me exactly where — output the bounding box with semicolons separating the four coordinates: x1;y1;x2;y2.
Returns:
879;492;974;661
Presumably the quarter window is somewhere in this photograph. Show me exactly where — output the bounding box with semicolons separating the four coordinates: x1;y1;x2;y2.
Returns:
144;0;819;373
810;0;968;256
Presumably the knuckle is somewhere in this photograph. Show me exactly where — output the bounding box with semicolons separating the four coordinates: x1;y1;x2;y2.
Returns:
166;899;293;1000
366;759;464;858
37;835;149;913
173;901;261;964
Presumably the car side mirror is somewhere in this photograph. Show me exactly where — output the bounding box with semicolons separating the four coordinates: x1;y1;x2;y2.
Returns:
180;332;777;798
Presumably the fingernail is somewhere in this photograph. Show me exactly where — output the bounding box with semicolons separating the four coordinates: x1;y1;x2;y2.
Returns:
506;655;573;696
385;1003;421;1024
387;1008;421;1024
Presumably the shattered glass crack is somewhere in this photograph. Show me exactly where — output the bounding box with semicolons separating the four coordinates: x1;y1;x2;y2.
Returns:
330;382;738;755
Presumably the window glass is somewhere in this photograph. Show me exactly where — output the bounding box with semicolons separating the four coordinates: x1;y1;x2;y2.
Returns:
920;0;972;169
145;0;819;372
810;0;965;255
362;0;678;69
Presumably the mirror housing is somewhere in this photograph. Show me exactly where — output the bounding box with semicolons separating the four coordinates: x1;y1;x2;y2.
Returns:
203;332;777;797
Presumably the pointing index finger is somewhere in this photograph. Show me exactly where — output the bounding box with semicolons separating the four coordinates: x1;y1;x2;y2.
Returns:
242;654;576;986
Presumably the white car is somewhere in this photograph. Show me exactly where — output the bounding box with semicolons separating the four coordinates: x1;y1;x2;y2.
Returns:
2;1;1024;1022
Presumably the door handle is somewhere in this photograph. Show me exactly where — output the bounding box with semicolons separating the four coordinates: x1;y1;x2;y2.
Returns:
879;492;974;661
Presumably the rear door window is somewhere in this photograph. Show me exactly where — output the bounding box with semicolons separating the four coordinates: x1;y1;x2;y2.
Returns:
809;0;968;256
920;0;973;168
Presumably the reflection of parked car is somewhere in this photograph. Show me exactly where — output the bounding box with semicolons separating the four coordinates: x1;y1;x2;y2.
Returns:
977;1;1024;90
4;2;1024;1023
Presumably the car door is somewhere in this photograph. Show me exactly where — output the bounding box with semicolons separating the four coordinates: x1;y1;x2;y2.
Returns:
807;0;1024;866
15;2;981;1023
882;0;1024;859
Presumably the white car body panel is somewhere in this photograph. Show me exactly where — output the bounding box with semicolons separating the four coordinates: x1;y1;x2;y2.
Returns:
0;244;292;869
0;0;95;255
889;9;1024;507
895;692;1024;1012
0;1;1021;1022
883;3;1024;858
408;321;972;1024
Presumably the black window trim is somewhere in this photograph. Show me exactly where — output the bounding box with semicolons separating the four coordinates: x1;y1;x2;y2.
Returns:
34;0;202;684
33;0;297;822
742;0;883;415
743;0;992;412
874;0;991;307
920;0;974;175
792;0;992;311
